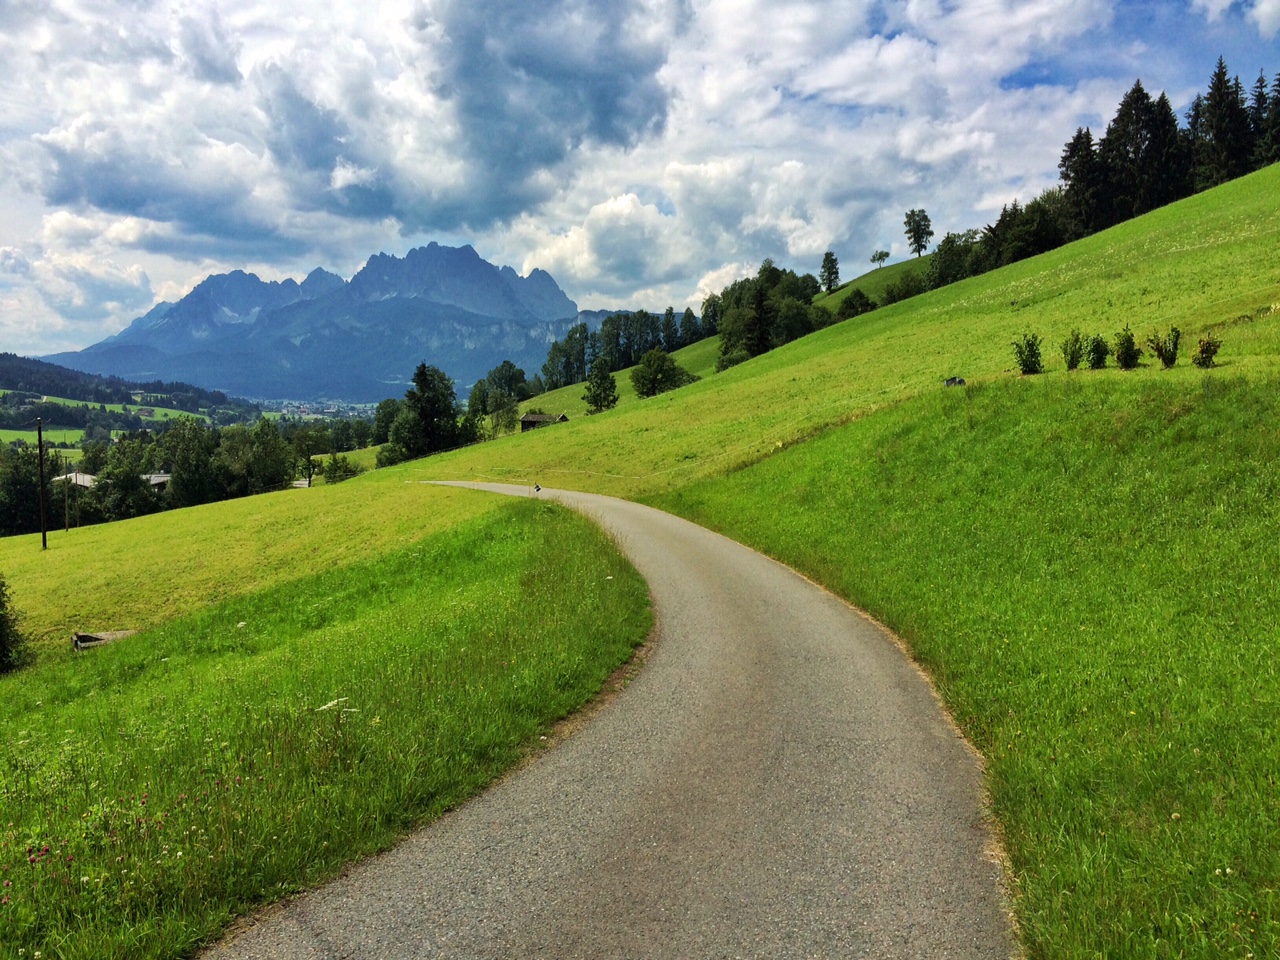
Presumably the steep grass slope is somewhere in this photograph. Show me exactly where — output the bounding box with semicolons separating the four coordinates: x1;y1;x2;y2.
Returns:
659;373;1280;958
413;164;1280;499
408;164;1280;957
516;333;722;421
813;253;933;310
0;472;504;651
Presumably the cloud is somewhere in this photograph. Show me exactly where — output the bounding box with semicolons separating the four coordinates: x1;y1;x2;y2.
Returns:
176;9;242;84
0;248;33;278
0;0;1274;353
1250;0;1280;34
30;252;153;322
1192;0;1236;21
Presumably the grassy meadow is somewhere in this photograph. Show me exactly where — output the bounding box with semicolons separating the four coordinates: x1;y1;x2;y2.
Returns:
0;428;85;447
517;332;722;421
658;372;1280;958
398;163;1280;957
37;396;209;423
2;159;1279;958
813;253;933;311
0;498;650;958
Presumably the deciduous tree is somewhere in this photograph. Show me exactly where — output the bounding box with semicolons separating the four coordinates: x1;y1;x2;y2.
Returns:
904;209;934;257
583;357;619;413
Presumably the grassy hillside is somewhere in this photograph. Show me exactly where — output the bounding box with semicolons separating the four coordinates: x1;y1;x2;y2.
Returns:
813;254;933;311
0;500;649;958
403;163;1280;957
658;373;1280;957
39;394;209;422
517;334;721;421
412;165;1280;500
0;476;508;651
0;427;84;446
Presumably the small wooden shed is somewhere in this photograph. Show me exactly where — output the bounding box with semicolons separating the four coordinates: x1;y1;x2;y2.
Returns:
519;413;569;433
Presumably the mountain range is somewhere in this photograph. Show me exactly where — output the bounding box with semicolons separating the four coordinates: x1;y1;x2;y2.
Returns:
44;244;596;402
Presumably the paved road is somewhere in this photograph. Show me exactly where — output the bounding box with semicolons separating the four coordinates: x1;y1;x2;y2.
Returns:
205;484;1014;959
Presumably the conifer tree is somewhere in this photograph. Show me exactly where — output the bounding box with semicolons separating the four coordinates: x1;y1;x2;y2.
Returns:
1198;57;1252;188
819;251;840;293
678;307;700;347
661;306;680;353
1060;127;1102;234
1263;73;1280;167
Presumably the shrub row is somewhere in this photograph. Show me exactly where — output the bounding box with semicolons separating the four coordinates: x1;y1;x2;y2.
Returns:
1011;327;1222;376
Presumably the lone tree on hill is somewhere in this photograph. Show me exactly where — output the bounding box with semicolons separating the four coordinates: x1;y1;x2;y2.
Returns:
583;357;619;413
904;210;934;257
631;349;698;398
871;250;889;269
820;251;840;293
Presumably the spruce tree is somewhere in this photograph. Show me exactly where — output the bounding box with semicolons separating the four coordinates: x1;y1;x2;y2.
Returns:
1263;73;1280;167
661;306;680;352
1145;93;1192;209
678;307;700;347
1198;57;1252;188
1097;80;1156;224
1060;127;1102;234
819;251;840;293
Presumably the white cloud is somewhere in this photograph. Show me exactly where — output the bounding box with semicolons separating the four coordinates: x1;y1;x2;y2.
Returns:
0;0;1271;353
1192;0;1236;21
1250;0;1280;35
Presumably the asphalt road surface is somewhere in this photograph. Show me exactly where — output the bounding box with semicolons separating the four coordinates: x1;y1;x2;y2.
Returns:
205;483;1015;959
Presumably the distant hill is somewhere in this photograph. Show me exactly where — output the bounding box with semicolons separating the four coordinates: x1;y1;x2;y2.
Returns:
0;352;232;409
44;244;593;403
813;255;933;312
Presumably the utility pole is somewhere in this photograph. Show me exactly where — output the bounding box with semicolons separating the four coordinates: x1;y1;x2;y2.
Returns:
36;418;48;550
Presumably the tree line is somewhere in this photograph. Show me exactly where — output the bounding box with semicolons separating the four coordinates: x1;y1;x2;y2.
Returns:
542;306;709;392
827;55;1279;323
0;352;244;413
0;415;373;537
702;259;830;370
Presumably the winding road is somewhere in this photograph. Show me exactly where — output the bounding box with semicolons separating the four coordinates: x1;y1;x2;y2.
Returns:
205;484;1014;959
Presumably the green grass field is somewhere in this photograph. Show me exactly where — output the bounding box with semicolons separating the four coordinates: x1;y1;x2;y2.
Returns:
399;163;1280;957
0;472;531;652
517;334;722;422
813;254;933;312
657;372;1280;958
35;395;208;423
0;427;84;446
4;160;1280;958
0;498;649;958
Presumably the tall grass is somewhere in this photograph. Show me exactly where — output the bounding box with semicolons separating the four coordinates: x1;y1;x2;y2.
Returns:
657;372;1280;958
0;499;650;959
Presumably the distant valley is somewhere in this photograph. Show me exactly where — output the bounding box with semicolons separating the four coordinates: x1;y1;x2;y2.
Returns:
44;244;613;403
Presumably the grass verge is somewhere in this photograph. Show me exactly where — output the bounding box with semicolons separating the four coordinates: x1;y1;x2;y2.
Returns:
656;371;1280;958
0;497;651;959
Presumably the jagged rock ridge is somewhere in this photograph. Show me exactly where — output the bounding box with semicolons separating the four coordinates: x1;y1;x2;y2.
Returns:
45;244;585;402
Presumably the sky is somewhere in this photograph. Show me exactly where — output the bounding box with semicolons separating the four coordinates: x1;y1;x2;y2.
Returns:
0;0;1277;356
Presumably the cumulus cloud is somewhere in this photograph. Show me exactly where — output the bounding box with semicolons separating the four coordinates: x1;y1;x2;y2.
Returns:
176;9;242;84
30;252;153;322
1250;0;1280;35
0;0;1273;345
